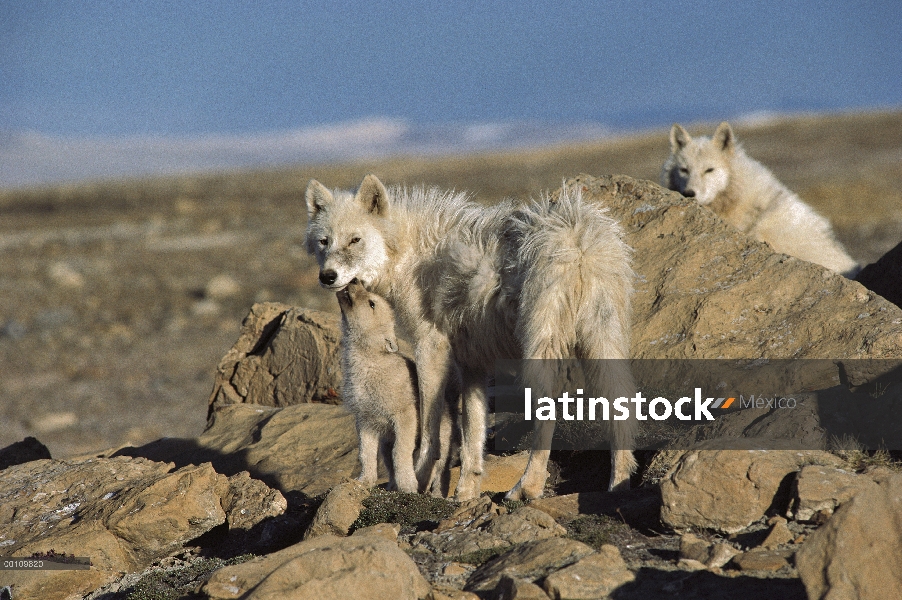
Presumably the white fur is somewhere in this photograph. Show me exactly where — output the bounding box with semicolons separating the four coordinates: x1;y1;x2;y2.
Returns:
307;175;637;501
662;122;858;276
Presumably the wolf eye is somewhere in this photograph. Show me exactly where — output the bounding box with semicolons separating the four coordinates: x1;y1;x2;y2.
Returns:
369;299;376;309
318;238;328;247
704;168;714;174
350;237;361;244
679;168;689;175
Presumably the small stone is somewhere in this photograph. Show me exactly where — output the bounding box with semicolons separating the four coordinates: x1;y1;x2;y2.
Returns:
706;542;741;568
679;532;711;563
761;516;794;549
443;562;470;577
352;522;401;542
304;479;371;539
731;549;790;572
206;274;241;299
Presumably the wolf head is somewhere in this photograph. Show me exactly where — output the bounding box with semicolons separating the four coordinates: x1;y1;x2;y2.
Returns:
662;121;735;205
336;279;399;354
305;174;392;290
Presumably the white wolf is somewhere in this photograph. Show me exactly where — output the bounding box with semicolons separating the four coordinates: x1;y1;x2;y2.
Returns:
337;280;420;493
306;175;637;501
661;122;858;275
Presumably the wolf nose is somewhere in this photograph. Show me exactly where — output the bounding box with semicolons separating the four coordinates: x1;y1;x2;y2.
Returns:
319;270;338;285
683;189;696;198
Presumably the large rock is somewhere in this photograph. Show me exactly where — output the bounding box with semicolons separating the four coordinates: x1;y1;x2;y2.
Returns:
573;175;902;361
208;302;343;416
0;457;283;599
203;534;432;600
796;472;902;600
660;448;841;533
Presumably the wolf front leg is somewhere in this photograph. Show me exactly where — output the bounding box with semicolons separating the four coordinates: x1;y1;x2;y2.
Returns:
413;328;454;494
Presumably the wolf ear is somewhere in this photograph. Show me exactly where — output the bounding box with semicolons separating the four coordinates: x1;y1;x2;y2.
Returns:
713;122;735;153
384;338;398;353
670;124;691;151
356;174;389;217
306;180;333;218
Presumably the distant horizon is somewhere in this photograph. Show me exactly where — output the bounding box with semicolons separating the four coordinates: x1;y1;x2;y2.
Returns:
4;107;899;191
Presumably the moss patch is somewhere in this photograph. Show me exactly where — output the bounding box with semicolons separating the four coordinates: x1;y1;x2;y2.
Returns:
350;488;456;533
565;514;631;550
124;554;255;600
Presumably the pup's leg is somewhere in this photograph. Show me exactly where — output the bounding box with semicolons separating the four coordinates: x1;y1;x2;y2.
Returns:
356;424;380;488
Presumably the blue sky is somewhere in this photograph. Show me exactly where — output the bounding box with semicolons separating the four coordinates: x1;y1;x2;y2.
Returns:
1;1;900;186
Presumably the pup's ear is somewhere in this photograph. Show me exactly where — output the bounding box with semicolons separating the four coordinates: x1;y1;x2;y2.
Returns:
384;338;398;353
306;180;333;218
713;122;735;153
356;174;389;217
670;124;691;151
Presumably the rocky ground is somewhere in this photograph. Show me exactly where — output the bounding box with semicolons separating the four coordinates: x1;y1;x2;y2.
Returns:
2;113;902;599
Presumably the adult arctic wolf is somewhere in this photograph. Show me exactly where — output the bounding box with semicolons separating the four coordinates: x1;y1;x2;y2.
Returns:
305;175;637;501
662;122;858;275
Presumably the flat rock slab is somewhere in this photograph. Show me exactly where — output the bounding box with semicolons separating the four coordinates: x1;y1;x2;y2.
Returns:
120;403;359;497
465;538;595;593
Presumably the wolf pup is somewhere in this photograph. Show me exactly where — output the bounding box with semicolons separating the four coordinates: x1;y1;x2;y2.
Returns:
662;122;858;276
307;175;637;501
337;279;421;493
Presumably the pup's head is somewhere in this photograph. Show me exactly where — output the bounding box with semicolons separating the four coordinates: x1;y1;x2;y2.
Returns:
305;174;392;290
662;121;735;205
336;279;399;354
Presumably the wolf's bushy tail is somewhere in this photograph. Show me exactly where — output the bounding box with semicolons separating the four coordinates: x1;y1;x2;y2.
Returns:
512;184;637;449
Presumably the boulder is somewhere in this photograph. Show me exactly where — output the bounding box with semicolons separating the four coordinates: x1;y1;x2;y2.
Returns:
0;457;287;599
208;303;343;416
796;472;902;600
0;456;287;600
202;534;432;600
787;464;879;521
572;175;902;362
659;448;840;533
